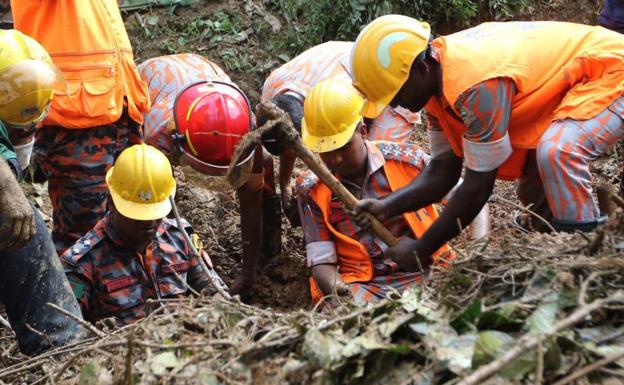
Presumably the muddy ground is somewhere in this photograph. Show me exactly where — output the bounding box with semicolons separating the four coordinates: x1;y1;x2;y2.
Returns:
22;0;616;312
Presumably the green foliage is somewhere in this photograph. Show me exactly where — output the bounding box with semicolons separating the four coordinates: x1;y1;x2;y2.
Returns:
266;0;527;55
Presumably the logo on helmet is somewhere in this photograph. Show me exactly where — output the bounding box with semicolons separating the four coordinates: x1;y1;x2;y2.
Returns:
377;32;408;69
138;191;153;202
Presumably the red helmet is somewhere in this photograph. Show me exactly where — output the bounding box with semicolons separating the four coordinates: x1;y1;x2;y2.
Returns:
173;81;254;176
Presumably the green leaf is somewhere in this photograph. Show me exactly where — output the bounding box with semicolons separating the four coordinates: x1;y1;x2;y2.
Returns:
150;351;180;375
411;322;476;374
473;331;534;379
378;313;414;338
451;299;482;333
302;329;344;369
78;361;101;385
146;15;159;26
525;293;559;334
478;306;522;331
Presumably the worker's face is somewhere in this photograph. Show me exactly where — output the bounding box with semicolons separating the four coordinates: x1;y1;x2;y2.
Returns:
111;204;162;252
319;127;368;181
390;60;436;113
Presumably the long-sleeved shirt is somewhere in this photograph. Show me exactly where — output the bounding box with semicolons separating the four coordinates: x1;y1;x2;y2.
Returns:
61;212;209;325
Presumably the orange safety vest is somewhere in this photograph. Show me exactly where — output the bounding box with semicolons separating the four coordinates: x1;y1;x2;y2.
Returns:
12;0;150;129
307;151;454;302
426;21;624;180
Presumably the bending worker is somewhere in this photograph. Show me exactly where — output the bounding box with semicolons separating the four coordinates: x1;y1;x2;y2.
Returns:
138;53;277;297
12;0;150;255
260;41;420;212
0;30;86;355
350;16;624;267
297;80;487;303
62;144;210;325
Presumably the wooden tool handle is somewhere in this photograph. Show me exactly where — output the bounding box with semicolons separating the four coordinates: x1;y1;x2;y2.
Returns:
294;141;399;247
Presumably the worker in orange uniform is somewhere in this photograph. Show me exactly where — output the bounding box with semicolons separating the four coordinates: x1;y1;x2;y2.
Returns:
11;0;150;255
349;16;624;267
259;41;421;217
138;54;278;297
297;79;488;303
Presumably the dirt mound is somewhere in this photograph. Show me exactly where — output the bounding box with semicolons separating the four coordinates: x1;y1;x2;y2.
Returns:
173;171;310;310
3;211;624;384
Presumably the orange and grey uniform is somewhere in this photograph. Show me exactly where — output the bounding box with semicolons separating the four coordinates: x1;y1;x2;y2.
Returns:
425;21;624;230
138;53;232;157
12;0;150;254
62;213;209;325
296;141;453;303
262;41;419;143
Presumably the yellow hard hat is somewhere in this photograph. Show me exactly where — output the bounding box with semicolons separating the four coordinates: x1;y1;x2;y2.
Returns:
0;29;62;126
302;79;365;153
106;144;177;221
351;15;431;118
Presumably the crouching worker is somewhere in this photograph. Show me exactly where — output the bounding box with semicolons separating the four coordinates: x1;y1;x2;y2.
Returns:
0;30;86;355
62;144;210;325
297;80;466;304
138;54;277;297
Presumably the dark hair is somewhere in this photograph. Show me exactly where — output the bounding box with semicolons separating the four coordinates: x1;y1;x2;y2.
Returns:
272;93;303;134
259;93;304;156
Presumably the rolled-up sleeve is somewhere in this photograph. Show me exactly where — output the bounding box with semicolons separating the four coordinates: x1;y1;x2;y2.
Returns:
456;78;515;172
297;192;337;267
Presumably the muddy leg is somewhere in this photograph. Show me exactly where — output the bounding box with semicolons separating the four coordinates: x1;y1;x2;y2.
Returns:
0;205;86;355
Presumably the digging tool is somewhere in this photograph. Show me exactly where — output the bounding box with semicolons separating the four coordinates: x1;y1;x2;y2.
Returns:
168;196;233;300
227;101;424;272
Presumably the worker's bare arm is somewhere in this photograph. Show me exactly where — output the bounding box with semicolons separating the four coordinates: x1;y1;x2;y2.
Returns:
352;153;463;224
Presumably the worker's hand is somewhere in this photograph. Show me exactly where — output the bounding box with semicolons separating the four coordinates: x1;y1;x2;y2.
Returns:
230;271;255;299
386;237;434;273
349;198;388;229
0;186;35;251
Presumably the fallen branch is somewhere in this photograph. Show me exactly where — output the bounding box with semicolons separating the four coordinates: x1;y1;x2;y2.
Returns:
46;302;106;338
552;350;624;385
490;194;556;233
456;291;624;385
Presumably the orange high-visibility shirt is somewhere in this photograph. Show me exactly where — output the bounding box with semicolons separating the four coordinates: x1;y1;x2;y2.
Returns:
12;0;150;129
427;21;624;179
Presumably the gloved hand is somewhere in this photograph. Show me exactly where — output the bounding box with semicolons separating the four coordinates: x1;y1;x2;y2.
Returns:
0;179;35;251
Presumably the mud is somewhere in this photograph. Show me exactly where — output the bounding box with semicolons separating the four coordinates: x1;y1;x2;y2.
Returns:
173;169;310;310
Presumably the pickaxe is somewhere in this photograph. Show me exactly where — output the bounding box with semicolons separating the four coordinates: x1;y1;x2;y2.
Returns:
226;101;424;272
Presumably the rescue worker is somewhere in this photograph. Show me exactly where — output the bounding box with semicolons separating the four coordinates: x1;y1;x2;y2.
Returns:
138;53;277;297
62;144;210;325
350;16;624;268
297;80;487;303
260;41;421;211
11;0;150;255
0;29;86;355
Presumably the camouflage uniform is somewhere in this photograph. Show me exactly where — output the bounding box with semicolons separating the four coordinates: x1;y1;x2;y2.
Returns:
0;121;87;356
61;212;209;325
34;112;142;255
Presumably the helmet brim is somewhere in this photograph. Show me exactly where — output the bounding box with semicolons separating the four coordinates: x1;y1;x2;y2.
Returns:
301;118;358;153
106;168;175;221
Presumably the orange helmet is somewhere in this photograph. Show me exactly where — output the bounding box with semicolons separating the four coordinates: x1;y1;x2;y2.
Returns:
173;81;254;180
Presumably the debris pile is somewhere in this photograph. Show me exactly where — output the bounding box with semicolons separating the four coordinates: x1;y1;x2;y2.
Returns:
1;211;623;384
